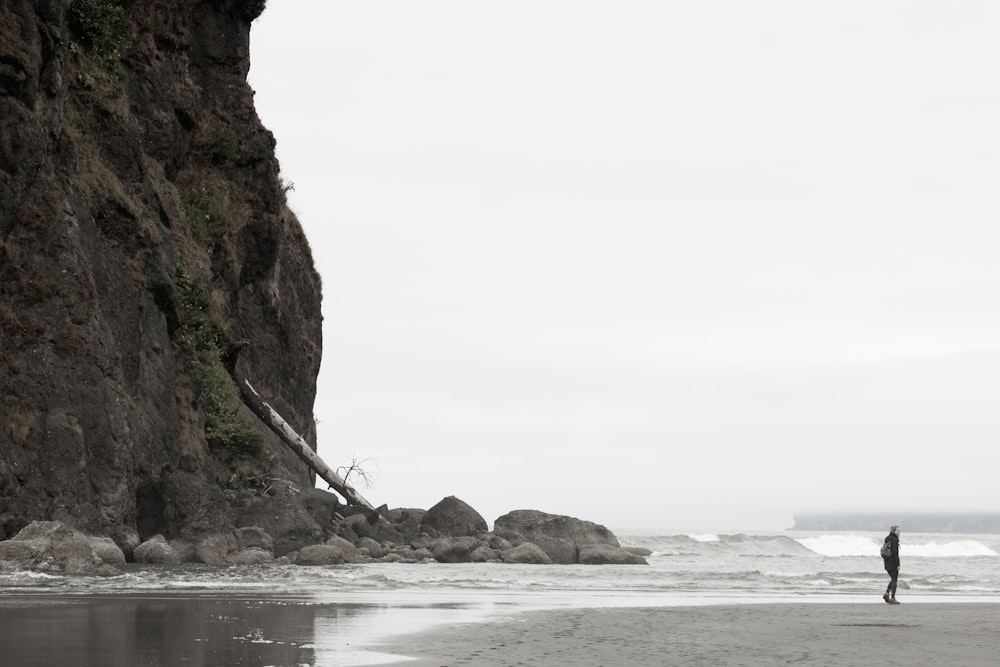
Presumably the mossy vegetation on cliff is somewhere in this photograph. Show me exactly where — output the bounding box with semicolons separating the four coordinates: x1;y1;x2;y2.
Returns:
176;267;263;462
67;0;130;70
184;194;230;247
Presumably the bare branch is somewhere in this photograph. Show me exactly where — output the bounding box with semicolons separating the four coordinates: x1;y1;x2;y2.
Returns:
337;454;379;490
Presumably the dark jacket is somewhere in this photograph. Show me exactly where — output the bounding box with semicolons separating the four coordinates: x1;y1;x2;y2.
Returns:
883;532;900;571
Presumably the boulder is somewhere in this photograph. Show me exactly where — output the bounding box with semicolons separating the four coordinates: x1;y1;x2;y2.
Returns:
300;488;342;530
482;534;514;551
421;496;488;537
411;547;434;561
233;485;325;556
196;533;239;565
624;546;653;557
371;522;407;545
108;525;141;561
235;526;274;553
0;521;115;575
387;508;424;543
388;508;426;524
430;536;481;563
160;467;230;537
228;547;274;565
168;538;199;563
471;545;500;562
357;537;385;559
296;544;345;566
520;533;577;564
380;551;410;563
339;513;377;541
501;542;552;564
133;535;182;564
578;544;648;565
88;537;127;566
494;510;620;564
408;535;437;551
325;535;365;563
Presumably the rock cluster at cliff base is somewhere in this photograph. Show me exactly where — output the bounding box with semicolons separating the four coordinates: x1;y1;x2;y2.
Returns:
0;496;647;574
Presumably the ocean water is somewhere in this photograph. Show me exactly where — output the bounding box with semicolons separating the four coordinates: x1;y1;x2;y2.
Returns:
2;530;998;665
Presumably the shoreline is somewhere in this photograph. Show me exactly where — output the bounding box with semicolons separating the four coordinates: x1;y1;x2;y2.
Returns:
361;601;1000;667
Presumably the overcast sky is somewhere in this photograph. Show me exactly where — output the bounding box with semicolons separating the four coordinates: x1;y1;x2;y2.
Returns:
247;1;999;532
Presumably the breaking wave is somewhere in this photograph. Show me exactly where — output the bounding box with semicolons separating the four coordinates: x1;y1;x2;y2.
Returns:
622;532;999;559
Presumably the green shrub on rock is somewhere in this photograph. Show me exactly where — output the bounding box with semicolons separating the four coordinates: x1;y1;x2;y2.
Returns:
176;268;262;460
68;0;128;68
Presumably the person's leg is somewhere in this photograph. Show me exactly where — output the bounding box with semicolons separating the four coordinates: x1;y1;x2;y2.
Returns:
888;569;899;602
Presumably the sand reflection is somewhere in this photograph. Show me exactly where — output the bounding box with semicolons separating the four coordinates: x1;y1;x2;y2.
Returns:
0;593;408;666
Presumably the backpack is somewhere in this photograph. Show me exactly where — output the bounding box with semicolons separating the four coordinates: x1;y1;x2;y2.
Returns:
880;538;892;559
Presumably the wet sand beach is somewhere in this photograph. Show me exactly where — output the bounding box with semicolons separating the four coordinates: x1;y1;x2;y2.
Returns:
366;602;1000;666
2;594;998;666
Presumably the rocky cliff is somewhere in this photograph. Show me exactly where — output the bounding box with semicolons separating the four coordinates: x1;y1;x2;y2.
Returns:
0;0;324;547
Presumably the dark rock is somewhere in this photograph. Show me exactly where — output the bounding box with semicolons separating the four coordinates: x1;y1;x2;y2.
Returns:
236;547;276;564
108;525;141;561
195;533;238;565
356;537;385;559
430;536;481;563
421;496;488;537
339;513;377;541
371;523;406;545
386;508;424;543
380;551;409;563
233;486;324;556
228;547;274;564
235;526;273;553
388;508;426;523
471;545;500;562
0;521;115;575
133;535;181;565
339;505;377;520
482;534;514;551
494;510;621;564
300;488;341;530
411;547;434;561
296;544;345;566
501;542;552;564
160;468;230;538
88;536;127;566
578;544;648;565
168;538;200;564
325;535;364;563
624;546;653;557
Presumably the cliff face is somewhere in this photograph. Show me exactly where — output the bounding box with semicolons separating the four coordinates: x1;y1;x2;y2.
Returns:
0;0;322;544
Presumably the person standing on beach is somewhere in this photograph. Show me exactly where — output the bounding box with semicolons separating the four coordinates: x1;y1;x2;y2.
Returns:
882;525;901;604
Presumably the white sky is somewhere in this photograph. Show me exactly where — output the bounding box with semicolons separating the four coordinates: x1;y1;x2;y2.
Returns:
248;1;1000;532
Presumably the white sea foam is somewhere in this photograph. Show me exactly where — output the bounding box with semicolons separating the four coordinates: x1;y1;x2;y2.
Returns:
905;540;998;558
794;534;878;557
686;533;720;542
794;534;999;558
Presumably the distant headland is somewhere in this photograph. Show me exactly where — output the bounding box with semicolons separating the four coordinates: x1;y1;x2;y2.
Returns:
791;513;1000;534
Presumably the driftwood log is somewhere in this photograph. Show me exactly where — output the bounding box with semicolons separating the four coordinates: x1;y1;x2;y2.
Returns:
221;340;376;511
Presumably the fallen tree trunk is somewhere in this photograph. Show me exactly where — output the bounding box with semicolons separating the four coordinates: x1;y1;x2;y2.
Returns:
221;340;376;511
